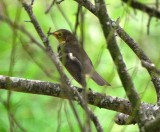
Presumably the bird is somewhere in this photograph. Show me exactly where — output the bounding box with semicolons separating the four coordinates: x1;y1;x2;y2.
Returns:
49;29;111;87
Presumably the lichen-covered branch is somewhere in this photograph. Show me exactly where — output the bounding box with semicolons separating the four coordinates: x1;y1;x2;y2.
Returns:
144;115;160;132
114;113;136;125
0;75;159;121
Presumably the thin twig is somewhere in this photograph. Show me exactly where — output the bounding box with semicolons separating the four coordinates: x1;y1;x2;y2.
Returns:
141;60;160;75
7;6;22;132
0;98;27;132
74;5;81;34
45;0;56;14
147;16;152;35
56;0;64;4
64;103;74;132
57;101;63;132
122;0;160;19
31;0;34;6
0;15;45;50
20;38;56;79
155;0;159;9
80;6;85;47
56;4;73;31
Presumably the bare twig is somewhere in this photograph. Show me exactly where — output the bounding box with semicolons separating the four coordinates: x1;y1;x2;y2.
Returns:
0;2;27;131
80;6;85;47
155;0;159;9
141;60;160;75
31;0;34;6
56;0;64;4
56;4;73;31
122;0;160;19
74;5;85;47
0;0;9;16
0;15;45;50
75;0;97;15
45;0;56;14
20;39;56;79
74;5;81;34
147;16;152;35
57;101;63;132
0;98;26;132
7;6;22;132
64;103;74;132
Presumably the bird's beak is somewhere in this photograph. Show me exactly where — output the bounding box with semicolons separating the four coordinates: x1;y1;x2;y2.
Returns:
53;32;59;37
47;31;58;37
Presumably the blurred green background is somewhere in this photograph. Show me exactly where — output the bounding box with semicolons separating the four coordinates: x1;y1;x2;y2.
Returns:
0;0;159;131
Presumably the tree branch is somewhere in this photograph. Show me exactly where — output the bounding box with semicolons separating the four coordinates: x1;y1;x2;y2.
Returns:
144;115;160;132
122;0;160;19
0;75;159;120
74;0;97;15
114;113;136;125
75;0;140;110
113;22;160;104
94;0;140;108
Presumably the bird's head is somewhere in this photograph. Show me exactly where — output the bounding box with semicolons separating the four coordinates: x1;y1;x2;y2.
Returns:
49;29;74;44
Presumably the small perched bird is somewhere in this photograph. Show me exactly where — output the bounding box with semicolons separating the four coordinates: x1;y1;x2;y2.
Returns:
50;29;111;86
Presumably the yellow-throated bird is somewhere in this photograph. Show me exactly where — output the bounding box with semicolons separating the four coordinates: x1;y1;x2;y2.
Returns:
50;29;110;87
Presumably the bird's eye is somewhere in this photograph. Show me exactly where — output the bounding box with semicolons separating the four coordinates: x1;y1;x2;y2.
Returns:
58;32;62;38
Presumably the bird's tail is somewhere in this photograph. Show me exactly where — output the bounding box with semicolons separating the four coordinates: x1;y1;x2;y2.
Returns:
91;71;111;86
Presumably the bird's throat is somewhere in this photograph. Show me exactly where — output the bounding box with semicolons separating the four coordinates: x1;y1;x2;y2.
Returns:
59;40;66;45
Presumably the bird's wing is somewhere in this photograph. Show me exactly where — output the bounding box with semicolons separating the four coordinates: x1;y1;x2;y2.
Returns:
65;44;93;73
66;45;110;86
58;44;82;69
58;44;85;84
67;52;82;68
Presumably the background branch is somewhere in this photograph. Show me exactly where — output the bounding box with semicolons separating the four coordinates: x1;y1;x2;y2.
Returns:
114;23;160;103
122;0;160;19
